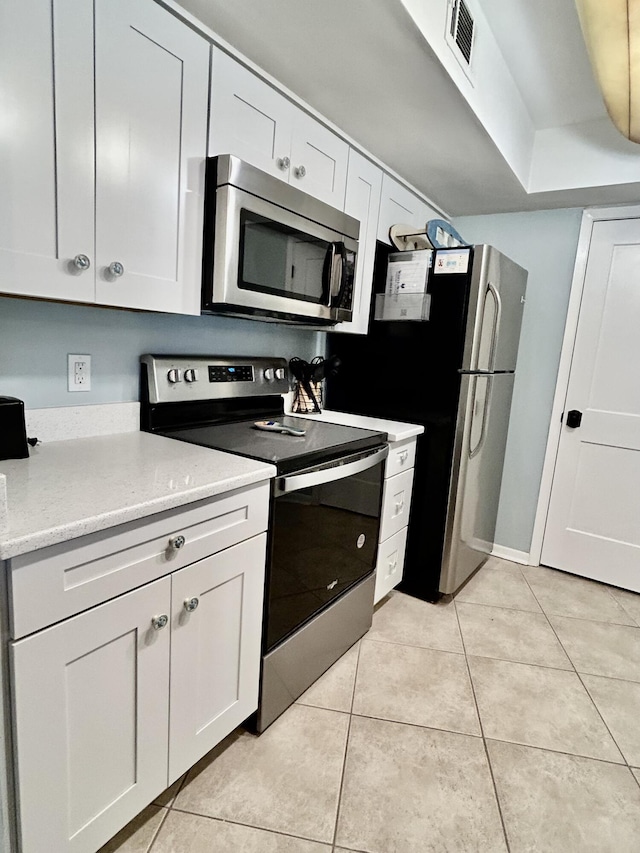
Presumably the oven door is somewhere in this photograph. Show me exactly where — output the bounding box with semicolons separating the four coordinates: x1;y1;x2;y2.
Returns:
204;184;356;323
265;444;388;651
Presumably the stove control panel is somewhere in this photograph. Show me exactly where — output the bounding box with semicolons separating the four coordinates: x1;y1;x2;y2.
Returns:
142;355;289;404
209;365;253;383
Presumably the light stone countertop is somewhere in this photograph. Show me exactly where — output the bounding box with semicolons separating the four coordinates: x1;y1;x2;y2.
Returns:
289;409;424;443
0;432;275;560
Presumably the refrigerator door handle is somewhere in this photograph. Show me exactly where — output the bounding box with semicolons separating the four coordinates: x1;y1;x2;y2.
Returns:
486;281;503;372
469;375;493;459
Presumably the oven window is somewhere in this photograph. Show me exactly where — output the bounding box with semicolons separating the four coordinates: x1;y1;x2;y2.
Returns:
238;210;331;304
266;461;383;651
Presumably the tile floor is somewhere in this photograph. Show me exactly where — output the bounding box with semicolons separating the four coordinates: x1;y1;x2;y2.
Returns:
101;557;640;852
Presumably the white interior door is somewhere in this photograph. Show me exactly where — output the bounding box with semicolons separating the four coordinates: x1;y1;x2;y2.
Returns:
94;0;209;314
542;218;640;592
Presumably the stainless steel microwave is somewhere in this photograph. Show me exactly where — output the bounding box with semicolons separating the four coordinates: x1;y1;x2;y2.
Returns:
201;155;359;325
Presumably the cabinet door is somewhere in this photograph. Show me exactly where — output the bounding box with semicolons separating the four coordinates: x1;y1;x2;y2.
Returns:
0;0;95;303
333;150;382;334
11;577;171;853
210;48;293;181
94;0;209;314
374;526;409;605
379;467;415;543
290;111;349;208
377;174;440;244
168;534;267;783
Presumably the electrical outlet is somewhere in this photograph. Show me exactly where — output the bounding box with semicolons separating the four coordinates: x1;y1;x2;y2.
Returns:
68;354;91;392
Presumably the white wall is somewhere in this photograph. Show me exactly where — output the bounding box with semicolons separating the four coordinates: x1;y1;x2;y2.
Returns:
452;208;583;556
0;297;324;409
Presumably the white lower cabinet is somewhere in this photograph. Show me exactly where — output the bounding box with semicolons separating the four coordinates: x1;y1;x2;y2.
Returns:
168;535;265;783
374;437;417;604
9;494;268;853
12;578;172;853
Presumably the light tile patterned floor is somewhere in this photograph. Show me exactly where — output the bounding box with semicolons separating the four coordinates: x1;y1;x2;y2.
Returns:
101;557;640;852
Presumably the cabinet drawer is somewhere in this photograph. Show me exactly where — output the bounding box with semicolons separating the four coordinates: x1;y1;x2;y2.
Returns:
385;438;417;479
374;526;408;605
9;482;269;639
379;468;414;543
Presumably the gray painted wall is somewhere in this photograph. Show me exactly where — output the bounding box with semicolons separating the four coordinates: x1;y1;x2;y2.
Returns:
452;208;583;555
0;297;325;409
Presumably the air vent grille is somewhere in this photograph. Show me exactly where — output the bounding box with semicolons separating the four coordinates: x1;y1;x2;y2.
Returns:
450;0;474;65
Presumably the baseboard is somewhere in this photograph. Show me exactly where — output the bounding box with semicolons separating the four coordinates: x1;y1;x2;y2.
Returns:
491;544;533;565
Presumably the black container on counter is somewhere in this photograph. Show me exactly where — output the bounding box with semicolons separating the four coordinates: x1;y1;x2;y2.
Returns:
0;396;29;460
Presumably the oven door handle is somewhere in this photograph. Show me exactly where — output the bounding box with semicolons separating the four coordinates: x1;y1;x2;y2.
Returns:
277;445;389;494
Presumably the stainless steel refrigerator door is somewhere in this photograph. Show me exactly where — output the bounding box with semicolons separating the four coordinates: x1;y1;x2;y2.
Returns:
461;246;527;373
439;372;516;595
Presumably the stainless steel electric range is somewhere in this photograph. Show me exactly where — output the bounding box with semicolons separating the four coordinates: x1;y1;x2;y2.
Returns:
141;354;387;731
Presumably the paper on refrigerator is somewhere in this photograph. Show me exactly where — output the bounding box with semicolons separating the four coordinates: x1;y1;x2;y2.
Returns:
385;250;432;295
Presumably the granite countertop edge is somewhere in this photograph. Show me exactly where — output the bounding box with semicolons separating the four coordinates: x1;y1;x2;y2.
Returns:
0;432;276;561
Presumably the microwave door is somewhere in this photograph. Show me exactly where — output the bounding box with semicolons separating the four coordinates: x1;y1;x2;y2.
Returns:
206;184;346;323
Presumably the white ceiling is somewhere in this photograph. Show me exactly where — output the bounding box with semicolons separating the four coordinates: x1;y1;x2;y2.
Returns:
480;0;605;129
177;0;640;216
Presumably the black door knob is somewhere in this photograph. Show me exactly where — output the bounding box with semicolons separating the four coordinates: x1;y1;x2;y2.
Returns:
566;410;583;428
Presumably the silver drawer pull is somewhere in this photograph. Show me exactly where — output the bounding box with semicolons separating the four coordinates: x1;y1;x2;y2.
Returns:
152;614;168;630
184;597;199;613
293;164;306;178
398;450;409;463
276;156;290;170
108;261;124;277
169;534;186;551
395;499;405;515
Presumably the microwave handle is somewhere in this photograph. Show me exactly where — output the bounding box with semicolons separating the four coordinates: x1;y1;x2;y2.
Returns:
330;242;346;305
322;243;337;304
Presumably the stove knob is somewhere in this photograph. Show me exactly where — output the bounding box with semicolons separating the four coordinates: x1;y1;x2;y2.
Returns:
184;368;198;383
264;368;275;382
275;367;286;380
167;368;181;384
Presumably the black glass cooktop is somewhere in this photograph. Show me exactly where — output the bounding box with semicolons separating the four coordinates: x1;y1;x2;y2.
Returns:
161;415;386;475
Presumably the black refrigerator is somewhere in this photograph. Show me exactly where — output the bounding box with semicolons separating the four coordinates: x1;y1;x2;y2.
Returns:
326;243;527;601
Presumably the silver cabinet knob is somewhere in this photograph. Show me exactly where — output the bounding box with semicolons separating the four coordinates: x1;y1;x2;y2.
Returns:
152;614;168;630
108;261;124;277
293;165;306;178
184;597;199;613
276;156;290;170
73;254;91;271
169;534;186;550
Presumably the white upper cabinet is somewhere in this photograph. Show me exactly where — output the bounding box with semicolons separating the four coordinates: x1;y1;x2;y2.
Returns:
94;0;209;314
333;150;383;335
377;174;441;244
210;48;348;209
0;0;209;314
0;0;95;303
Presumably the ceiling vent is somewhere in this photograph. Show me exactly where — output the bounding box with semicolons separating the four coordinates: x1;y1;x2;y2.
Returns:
449;0;475;68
